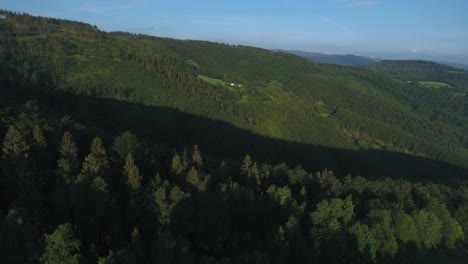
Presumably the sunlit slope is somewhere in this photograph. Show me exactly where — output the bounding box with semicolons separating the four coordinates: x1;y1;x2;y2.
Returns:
1;10;467;167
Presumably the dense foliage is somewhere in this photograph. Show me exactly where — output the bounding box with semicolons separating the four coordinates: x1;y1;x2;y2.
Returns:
1;10;468;263
0;101;468;263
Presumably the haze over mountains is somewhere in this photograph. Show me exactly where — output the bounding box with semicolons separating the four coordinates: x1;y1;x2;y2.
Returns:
277;49;468;70
274;50;378;66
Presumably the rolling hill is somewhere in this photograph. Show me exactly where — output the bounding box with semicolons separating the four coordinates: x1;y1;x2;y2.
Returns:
0;10;467;178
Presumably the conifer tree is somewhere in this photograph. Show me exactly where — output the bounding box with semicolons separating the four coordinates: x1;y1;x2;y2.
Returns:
123;152;142;191
81;137;109;178
59;132;78;160
57;131;79;184
55;132;79;223
2;125;30;159
171;153;184;176
1;125;32;208
40;223;81;264
32;125;47;149
186;166;200;190
192;144;203;167
112;131;139;160
240;154;252;176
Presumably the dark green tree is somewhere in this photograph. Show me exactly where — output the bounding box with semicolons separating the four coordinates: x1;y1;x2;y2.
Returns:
153;181;190;226
171;153;185;177
413;209;442;249
123;152;142;191
367;209;398;257
2;124;30;159
112;131;139;160
32;125;47;149
81;137;109;178
57;131;79;184
192;144;203;167
40;223;81;264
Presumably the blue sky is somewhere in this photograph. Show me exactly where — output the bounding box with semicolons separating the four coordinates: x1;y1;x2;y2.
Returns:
2;0;468;63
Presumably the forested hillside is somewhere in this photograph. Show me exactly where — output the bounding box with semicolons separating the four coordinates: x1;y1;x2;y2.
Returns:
1;10;468;263
367;60;468;85
1;99;468;263
0;10;467;174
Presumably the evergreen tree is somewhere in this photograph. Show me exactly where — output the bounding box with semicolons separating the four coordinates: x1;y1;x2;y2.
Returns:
59;131;78;161
57;131;79;184
112;131;139;160
192;144;203;167
186;166;200;190
40;223;81;264
81;137;109;178
2;125;30;159
240;154;252;177
55;132;79;223
32;125;47;149
129;227;145;263
153;182;189;226
123;152;142;191
1;124;35;210
171;153;184;176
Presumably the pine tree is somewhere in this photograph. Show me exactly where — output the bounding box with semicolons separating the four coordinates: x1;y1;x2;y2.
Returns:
57;131;79;184
40;223;81;264
81;137;109;178
59;131;78;160
192;144;203;167
1;125;32;208
171;153;184;176
112;131;139;160
186;166;200;190
123;152;142;191
32;125;47;149
240;154;252;177
55;132;79;223
2;125;30;159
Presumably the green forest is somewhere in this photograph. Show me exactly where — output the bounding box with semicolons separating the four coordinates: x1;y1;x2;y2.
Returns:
1;10;468;263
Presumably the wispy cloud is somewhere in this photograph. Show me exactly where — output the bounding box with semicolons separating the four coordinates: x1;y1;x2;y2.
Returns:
76;0;147;13
252;31;309;38
332;0;379;8
347;1;378;8
320;16;352;33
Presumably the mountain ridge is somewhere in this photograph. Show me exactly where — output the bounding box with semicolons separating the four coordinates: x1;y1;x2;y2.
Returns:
278;49;468;70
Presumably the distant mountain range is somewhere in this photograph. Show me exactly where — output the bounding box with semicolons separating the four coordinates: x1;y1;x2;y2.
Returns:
276;49;468;70
275;50;378;66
